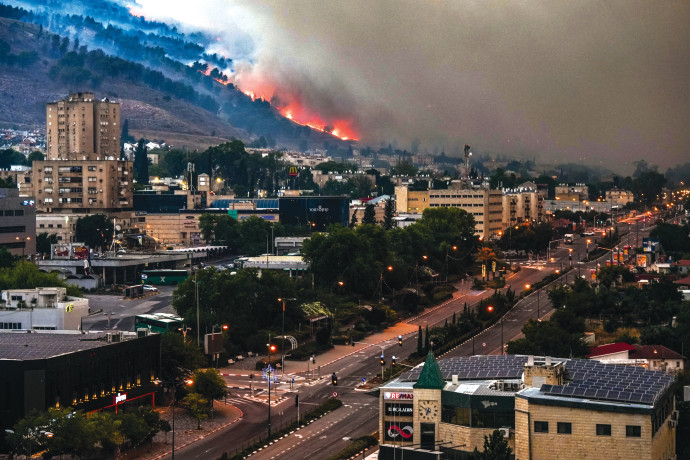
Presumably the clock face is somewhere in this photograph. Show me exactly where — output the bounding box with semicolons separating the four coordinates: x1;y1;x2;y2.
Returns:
418;400;438;421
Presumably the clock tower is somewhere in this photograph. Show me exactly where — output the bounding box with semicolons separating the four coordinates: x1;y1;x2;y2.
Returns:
413;352;445;451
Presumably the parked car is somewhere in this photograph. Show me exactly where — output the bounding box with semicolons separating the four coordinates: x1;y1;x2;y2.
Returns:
142;285;158;292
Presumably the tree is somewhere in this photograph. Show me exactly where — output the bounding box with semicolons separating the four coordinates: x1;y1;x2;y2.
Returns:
349;208;358;228
471;430;512;460
632;169;666;205
390;160;418;177
36;232;58;256
75;214;113;251
160;331;205;383
26;150;45;163
190;368;227;409
134;138;149;185
0;248;17;268
417;325;423;354
362;204;377;225
160;149;187;177
382;198;395;230
121;118;135;143
183;392;209;429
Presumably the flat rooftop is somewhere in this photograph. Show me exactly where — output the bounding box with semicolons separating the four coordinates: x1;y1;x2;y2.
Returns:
0;332;139;361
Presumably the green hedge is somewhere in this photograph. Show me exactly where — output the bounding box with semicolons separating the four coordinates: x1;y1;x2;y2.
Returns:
287;342;334;360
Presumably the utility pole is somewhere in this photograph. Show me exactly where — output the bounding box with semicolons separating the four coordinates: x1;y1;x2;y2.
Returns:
195;272;200;346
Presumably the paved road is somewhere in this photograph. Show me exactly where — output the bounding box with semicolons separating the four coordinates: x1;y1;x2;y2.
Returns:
82;285;176;331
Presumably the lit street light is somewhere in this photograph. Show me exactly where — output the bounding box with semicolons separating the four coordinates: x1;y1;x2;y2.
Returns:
154;378;194;460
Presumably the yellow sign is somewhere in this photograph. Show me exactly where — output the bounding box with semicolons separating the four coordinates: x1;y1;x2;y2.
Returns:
482;264;486;278
492;261;497;273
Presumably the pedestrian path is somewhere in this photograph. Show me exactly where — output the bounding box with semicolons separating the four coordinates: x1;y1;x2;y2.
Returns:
136;400;242;460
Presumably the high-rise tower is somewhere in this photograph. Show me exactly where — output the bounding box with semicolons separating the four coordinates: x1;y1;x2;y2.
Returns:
46;92;120;161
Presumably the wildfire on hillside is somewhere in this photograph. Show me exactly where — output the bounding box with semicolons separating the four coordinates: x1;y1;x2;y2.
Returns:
203;65;357;141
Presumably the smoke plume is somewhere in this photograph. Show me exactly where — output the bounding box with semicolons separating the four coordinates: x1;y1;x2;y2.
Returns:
132;0;690;172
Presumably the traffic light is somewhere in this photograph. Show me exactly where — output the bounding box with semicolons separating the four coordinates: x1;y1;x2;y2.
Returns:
380;354;385;366
392;355;396;365
331;373;338;385
295;394;299;407
398;335;403;347
487;305;494;313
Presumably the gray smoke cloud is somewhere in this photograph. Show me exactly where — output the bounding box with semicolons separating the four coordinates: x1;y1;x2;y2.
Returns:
136;0;690;173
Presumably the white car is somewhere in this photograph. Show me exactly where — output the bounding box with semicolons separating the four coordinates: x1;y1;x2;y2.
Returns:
142;285;158;292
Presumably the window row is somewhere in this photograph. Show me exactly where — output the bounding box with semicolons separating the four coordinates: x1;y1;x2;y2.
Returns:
534;421;640;437
0;210;24;216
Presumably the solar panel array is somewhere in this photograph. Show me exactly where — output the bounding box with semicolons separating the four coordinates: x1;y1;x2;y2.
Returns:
542;358;674;406
400;355;529;382
398;355;674;407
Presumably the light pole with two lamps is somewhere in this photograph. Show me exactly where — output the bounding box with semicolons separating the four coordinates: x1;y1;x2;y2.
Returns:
154;378;194;460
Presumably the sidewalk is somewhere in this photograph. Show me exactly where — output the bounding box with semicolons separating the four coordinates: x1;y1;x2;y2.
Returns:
284;322;419;374
218;322;418;378
132;400;242;460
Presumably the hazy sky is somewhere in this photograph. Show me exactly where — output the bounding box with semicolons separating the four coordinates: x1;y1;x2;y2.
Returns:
131;1;689;173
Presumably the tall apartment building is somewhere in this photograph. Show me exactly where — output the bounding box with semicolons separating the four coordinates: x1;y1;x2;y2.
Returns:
46;92;120;161
395;184;503;239
36;93;132;213
502;189;544;227
34;160;132;212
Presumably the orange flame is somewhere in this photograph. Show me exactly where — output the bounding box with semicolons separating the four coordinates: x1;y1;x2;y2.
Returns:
194;64;358;141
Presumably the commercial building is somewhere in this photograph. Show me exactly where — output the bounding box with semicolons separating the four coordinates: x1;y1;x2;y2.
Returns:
0;187;36;257
379;353;676;460
36;250;211;285
0;331;160;435
278;196;350;231
395;184;503;239
606;189;634;207
0;287;89;330
555;183;589;202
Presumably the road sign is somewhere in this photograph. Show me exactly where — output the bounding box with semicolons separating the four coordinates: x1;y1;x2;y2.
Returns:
332;391;338;398
291;378;295;384
361;377;367;383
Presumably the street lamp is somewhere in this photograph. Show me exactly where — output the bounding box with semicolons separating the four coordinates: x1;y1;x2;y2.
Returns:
379;265;393;299
15;236;30;258
154;378;194;460
266;343;277;438
586;239;591;260
277;297;296;374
